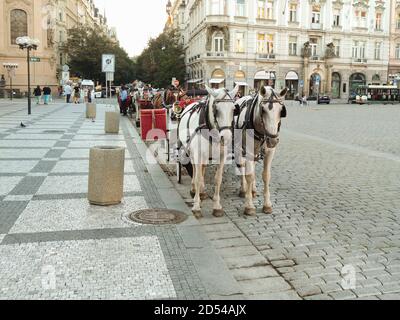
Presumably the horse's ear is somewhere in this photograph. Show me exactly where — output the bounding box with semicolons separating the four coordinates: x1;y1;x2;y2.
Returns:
229;84;240;98
205;85;217;98
280;88;289;98
260;86;267;97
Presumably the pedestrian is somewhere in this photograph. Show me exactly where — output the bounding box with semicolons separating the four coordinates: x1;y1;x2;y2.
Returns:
42;86;51;105
64;83;72;103
119;85;128;116
33;86;42;104
302;95;308;106
87;88;93;103
73;85;81;104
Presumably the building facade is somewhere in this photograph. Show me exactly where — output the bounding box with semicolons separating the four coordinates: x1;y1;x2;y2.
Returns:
179;0;393;100
0;0;111;95
389;0;400;84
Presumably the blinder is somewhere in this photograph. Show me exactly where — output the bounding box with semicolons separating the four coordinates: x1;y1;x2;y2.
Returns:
210;89;235;133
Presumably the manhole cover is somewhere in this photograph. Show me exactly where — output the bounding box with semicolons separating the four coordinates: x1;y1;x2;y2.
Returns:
127;209;188;225
43;130;65;134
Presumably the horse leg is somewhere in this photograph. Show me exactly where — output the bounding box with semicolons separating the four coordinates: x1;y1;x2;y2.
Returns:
238;155;247;198
190;165;196;198
244;161;257;216
200;165;208;200
212;152;225;217
192;164;203;219
263;148;276;215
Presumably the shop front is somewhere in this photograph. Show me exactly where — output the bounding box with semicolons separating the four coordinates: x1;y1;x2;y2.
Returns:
349;73;366;93
234;70;248;96
285;71;299;100
254;70;276;90
331;72;341;99
210;69;225;89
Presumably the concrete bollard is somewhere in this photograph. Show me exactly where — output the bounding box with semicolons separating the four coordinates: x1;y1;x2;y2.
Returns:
88;146;125;206
105;111;120;134
86;103;96;119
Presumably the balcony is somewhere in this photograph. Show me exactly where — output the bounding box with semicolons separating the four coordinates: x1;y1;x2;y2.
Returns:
353;58;368;63
310;55;322;61
310;23;323;30
205;51;226;59
205;15;230;24
257;53;276;60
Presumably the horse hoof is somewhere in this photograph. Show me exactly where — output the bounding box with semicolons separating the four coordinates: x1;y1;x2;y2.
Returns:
212;209;225;218
239;191;246;198
190;190;195;198
244;208;257;216
263;206;273;215
200;193;208;201
193;210;203;219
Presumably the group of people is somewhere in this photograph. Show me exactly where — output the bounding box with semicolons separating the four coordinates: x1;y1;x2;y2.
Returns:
63;83;93;104
33;86;52;105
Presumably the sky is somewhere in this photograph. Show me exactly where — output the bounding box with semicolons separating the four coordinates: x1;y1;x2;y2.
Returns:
94;0;168;57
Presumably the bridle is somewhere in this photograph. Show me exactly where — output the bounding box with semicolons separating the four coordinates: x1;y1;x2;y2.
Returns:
209;89;235;133
257;89;287;141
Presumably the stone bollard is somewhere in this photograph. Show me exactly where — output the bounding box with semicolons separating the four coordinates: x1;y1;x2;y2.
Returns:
86;103;96;119
105;111;120;134
88;146;125;206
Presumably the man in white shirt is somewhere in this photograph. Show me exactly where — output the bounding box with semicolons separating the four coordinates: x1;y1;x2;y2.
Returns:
64;84;72;103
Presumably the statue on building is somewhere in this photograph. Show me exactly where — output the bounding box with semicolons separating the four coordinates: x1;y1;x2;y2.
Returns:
301;42;311;58
325;42;336;59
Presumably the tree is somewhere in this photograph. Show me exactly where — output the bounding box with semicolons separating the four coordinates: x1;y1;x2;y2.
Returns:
135;29;186;88
65;26;135;85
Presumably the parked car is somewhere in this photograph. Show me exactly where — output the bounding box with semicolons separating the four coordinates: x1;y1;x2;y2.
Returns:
348;92;357;104
318;94;331;104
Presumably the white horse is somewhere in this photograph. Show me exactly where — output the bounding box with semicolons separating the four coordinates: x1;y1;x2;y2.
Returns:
178;85;239;218
236;86;288;216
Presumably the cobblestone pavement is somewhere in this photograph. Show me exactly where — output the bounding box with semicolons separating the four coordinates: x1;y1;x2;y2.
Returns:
170;103;400;300
0;100;223;300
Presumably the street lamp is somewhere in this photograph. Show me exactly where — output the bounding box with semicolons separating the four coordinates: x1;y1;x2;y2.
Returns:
3;63;18;101
166;0;172;15
16;36;40;115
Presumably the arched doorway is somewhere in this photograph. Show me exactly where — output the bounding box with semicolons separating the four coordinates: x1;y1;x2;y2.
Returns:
309;73;321;97
254;70;276;90
234;70;247;96
372;74;381;85
210;69;225;88
349;73;366;93
331;72;341;99
285;71;299;100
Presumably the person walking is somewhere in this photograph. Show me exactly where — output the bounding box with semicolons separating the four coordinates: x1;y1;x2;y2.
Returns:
119;86;128;116
33;86;42;105
64;83;72;103
43;86;51;105
73;85;81;104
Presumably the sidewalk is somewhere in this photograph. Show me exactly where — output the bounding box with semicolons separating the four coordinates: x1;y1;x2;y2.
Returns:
0;101;243;300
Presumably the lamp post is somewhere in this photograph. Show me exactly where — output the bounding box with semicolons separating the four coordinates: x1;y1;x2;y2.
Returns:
166;0;172;15
3;63;18;101
16;36;39;115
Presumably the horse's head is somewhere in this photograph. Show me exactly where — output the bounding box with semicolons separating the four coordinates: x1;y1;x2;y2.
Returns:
205;85;239;145
257;86;288;149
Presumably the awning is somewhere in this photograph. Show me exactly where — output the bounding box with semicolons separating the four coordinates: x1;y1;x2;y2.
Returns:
254;71;276;80
187;79;202;83
235;82;249;86
209;78;225;84
285;71;299;80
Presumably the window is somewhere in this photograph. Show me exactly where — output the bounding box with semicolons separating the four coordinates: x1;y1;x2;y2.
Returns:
257;0;274;19
236;0;246;17
311;6;321;24
210;0;222;15
333;9;340;27
333;39;340;57
289;3;297;22
375;13;382;30
289;36;297;56
310;37;318;56
235;32;245;53
214;33;224;52
352;41;366;59
397;13;400;29
355;10;367;28
396;44;400;59
10;9;28;44
257;33;274;54
257;1;265;18
374;42;381;60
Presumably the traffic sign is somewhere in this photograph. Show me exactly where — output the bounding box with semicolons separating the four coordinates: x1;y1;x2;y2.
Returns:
30;57;40;62
102;54;115;73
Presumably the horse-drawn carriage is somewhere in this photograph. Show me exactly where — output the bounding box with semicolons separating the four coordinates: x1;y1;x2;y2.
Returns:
134;87;155;126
